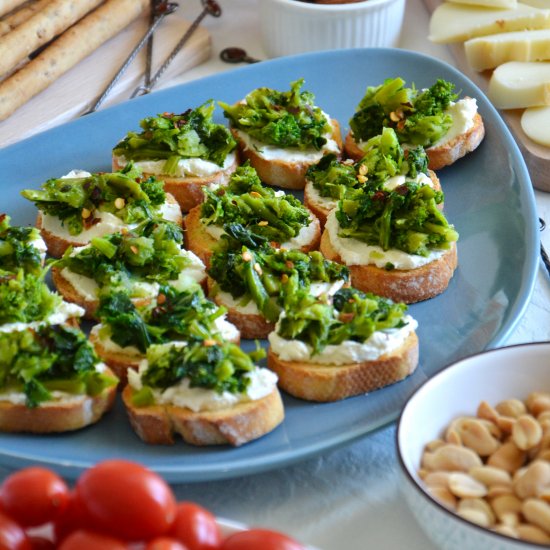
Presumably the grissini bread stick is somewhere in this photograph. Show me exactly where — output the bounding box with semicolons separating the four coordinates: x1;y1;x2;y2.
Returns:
0;0;105;78
0;0;148;122
0;0;53;38
0;0;27;18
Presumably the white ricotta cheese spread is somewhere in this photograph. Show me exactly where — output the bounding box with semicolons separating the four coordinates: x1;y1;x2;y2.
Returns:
268;315;417;365
430;98;478;148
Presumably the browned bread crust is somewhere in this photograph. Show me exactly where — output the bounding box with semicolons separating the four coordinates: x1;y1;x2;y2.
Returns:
319;230;458;304
184;204;321;269
122;385;285;446
37;193;183;258
231;119;343;190
112;155;239;213
0;367;117;433
344;111;485;170
267;331;419;402
304;170;442;228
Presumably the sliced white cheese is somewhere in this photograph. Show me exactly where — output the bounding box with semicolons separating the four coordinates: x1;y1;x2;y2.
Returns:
522;0;550;7
521;105;550;145
465;29;550;70
429;3;550;44
447;0;517;8
487;61;550;108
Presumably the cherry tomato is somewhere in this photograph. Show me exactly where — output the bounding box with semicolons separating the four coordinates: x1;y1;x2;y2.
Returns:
0;510;31;550
0;467;69;527
75;460;176;541
169;502;221;550
53;490;91;543
220;529;306;550
27;536;55;550
145;537;190;550
57;529;127;550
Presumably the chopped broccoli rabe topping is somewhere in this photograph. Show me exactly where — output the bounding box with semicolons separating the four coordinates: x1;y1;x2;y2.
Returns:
208;231;349;322
336;182;458;257
0;214;43;274
132;340;266;405
97;285;226;354
112;101;237;175
200;163;311;245
21;163;166;236
220;78;331;150
277;287;408;355
307;128;430;200
0;325;117;408
55;220;194;295
349;77;458;147
0;269;61;325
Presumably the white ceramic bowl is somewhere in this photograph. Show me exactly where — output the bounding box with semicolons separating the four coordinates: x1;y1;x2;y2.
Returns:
259;0;406;58
397;342;550;550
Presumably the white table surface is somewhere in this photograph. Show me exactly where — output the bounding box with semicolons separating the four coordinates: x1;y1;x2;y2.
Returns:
3;1;550;548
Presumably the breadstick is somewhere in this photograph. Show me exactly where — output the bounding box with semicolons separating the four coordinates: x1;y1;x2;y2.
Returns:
0;0;53;38
0;0;105;78
0;0;27;18
0;0;148;122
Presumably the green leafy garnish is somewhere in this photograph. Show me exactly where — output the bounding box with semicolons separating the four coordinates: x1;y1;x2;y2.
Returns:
21;163;166;236
349;77;458;147
112;101;237;176
220;79;331;150
0;214;44;274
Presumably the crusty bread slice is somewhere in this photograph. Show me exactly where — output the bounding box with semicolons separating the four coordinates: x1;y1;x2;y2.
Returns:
304;169;442;228
122;385;285;446
37;193;183;258
112;155;239;213
0;368;117;433
319;230;458;304
231;119;343;190
344;112;485;171
184;204;321;269
267;331;419;402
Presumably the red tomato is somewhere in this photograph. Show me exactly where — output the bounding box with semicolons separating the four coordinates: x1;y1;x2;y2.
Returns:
0;467;69;527
0;510;31;550
169;502;221;550
145;537;190;550
53;491;91;543
75;460;176;541
57;529;127;550
27;536;55;550
220;529;305;550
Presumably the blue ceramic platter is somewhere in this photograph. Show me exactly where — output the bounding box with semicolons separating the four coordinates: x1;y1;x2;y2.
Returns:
0;48;539;482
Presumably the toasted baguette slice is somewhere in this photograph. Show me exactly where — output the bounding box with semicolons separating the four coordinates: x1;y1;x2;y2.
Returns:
231;119;343;190
344;112;485;171
304;169;442;228
122;385;285;446
0;368;117;433
267;331;419;402
37;193;183;258
112;155;239;213
184;204;321;268
320;230;458;304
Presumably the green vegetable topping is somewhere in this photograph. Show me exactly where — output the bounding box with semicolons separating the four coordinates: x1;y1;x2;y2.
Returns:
97;285;227;354
20;163;166;236
55;220;198;296
112;101;237;176
349;77;458;147
0;269;61;325
208;230;349;322
201;163;311;245
0;214;44;274
220;78;332;150
336;182;458;257
0;325;117;408
131;340;265;406
277;287;409;356
306;128;429;200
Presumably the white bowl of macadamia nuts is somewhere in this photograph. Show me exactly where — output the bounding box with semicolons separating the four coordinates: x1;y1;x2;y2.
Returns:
397;342;550;550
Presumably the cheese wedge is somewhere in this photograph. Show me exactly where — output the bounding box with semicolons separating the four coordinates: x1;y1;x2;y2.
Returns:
447;0;517;8
465;29;550;70
521;105;550;145
487;61;550;108
429;3;550;43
